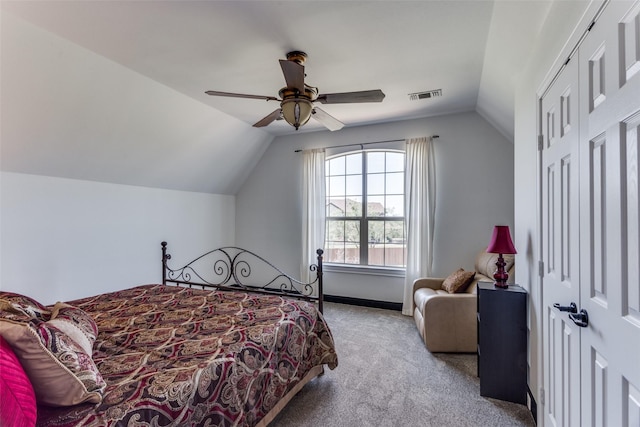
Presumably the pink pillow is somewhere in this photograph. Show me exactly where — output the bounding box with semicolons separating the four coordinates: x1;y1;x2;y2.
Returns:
0;335;37;427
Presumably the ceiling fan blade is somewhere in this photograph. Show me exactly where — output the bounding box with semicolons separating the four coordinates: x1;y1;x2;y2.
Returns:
312;108;345;131
205;90;278;102
253;109;282;128
279;60;305;93
316;89;385;104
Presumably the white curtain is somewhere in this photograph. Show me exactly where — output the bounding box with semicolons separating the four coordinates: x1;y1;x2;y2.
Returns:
301;148;326;284
402;137;436;315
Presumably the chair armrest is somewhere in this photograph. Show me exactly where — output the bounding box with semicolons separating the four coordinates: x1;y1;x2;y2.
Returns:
413;277;445;293
422;293;478;352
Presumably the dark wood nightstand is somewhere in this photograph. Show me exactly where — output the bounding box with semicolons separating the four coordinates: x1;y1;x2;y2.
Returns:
477;281;527;404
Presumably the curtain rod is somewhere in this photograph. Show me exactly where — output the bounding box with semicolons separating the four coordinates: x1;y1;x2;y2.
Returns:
294;135;439;153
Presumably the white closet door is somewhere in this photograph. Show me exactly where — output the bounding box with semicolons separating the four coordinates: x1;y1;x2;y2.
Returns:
541;46;582;427
578;2;640;426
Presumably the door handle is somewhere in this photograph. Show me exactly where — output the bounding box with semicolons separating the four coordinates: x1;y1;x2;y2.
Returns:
553;302;577;313
569;309;589;327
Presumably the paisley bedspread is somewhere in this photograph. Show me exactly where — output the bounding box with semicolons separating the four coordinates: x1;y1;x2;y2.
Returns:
36;284;338;427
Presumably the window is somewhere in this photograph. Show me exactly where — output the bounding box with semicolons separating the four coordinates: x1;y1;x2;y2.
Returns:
325;150;406;268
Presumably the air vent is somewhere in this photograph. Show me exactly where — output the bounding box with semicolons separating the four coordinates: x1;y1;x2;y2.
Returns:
408;89;442;101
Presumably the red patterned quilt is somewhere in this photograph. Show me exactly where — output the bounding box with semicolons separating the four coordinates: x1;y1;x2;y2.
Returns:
37;284;338;427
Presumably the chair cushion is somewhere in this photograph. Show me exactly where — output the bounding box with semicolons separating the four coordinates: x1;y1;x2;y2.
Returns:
441;268;475;293
414;287;444;310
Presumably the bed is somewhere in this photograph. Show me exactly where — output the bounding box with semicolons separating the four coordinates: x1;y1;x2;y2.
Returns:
0;242;338;427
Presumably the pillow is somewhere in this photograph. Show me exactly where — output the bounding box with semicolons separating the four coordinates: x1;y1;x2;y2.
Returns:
0;295;105;407
0;336;37;427
442;268;475;293
49;302;99;355
0;292;50;321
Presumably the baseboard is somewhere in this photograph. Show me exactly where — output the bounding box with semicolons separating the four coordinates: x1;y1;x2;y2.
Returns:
324;294;402;311
527;386;537;425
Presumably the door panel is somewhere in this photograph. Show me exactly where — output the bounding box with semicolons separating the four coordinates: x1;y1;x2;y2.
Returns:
541;49;581;427
578;2;640;426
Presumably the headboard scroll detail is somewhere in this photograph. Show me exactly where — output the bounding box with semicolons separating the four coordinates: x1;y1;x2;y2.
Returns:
161;242;324;312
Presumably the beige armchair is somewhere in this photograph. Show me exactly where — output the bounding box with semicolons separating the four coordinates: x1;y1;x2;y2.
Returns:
412;251;515;353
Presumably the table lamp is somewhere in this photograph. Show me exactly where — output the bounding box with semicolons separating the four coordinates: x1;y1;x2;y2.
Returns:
486;225;517;288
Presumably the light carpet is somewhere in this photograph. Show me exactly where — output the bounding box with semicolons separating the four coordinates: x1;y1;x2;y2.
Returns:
270;302;536;427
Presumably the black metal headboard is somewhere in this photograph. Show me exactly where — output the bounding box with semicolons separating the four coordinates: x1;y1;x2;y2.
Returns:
161;242;324;312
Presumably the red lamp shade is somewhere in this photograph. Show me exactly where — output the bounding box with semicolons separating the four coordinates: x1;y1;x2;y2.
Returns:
486;225;516;288
486;225;517;255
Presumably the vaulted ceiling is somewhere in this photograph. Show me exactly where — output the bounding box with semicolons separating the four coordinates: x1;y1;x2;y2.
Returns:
1;1;554;194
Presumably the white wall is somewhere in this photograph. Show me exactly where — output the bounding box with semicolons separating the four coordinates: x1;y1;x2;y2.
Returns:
513;0;595;416
0;172;235;304
236;111;514;303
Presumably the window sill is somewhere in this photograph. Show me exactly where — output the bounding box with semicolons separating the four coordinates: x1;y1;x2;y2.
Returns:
323;263;406;278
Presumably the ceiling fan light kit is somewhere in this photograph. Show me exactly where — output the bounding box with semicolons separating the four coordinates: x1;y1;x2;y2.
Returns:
205;51;385;131
279;86;317;130
281;98;313;130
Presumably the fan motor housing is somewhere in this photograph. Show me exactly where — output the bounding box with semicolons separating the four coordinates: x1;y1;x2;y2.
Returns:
286;51;307;65
279;86;318;102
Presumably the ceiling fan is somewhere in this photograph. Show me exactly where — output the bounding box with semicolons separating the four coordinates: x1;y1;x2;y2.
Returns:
205;51;385;131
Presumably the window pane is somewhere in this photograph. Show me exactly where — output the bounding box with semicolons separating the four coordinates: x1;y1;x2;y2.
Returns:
344;219;360;242
325;220;360;265
367;220;406;267
344;219;360;265
325;241;345;263
368;221;385;266
344;242;360;264
385;219;406;267
346;175;362;196
368;221;385;244
326;220;345;241
386;172;404;195
327;197;345;216
367;152;385;173
385;195;404;217
345;153;362;174
367;195;385;217
386;152;405;172
384;245;406;267
367;173;384;196
328;156;345;175
368;249;384;266
328;176;345;197
385;220;405;243
344;197;362;217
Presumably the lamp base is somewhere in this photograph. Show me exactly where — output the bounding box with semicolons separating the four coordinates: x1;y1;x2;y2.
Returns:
493;253;510;288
